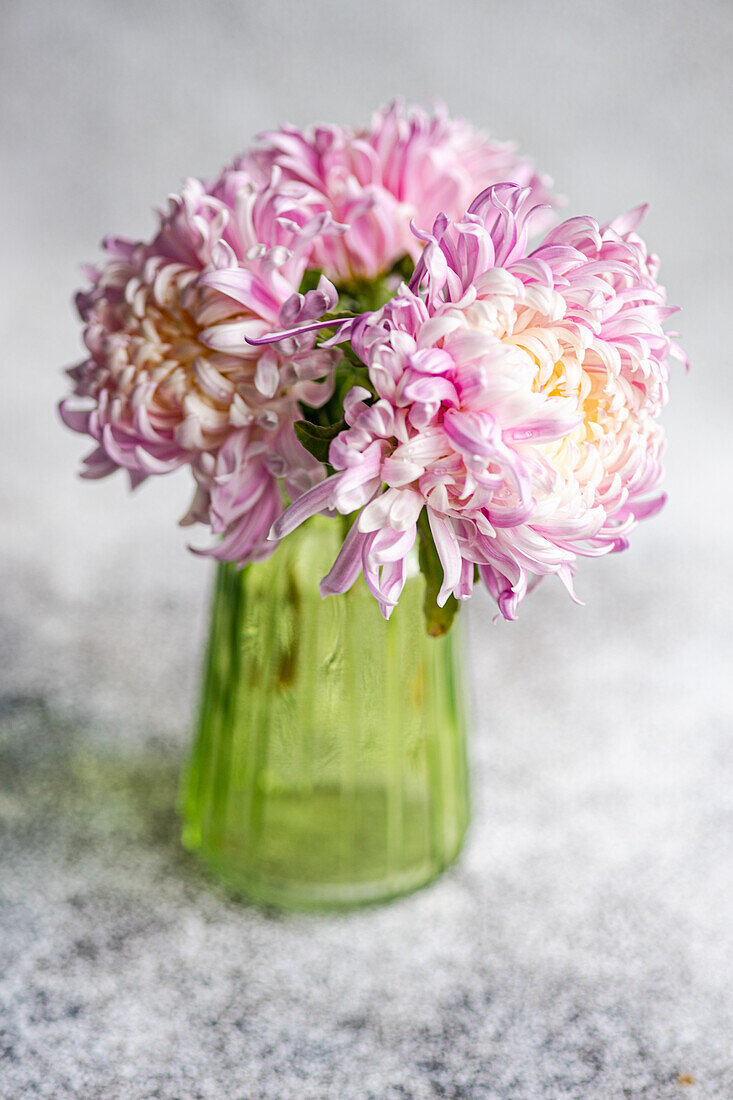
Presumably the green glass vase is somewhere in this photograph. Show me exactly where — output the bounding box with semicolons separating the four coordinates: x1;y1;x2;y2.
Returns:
180;515;469;909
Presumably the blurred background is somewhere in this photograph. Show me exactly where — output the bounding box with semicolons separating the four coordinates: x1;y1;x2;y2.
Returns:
1;1;732;1097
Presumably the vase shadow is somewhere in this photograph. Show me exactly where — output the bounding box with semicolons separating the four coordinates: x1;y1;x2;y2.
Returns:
2;688;469;915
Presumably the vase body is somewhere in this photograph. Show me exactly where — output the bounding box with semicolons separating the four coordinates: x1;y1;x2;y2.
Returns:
180;516;469;909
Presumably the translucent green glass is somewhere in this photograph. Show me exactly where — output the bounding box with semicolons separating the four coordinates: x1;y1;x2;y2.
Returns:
180;515;469;909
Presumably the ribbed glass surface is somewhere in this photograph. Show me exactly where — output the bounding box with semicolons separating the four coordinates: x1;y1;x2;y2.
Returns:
180;516;469;909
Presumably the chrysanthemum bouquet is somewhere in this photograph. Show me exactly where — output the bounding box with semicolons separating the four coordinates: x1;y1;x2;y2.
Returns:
61;100;683;636
60;101;685;907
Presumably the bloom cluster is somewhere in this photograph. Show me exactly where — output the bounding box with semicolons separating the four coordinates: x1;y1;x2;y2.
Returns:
61;169;345;562
274;185;682;626
240;100;554;284
61;101;681;629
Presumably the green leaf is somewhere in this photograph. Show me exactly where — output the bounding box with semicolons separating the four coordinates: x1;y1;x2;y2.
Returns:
298;268;325;295
416;511;460;637
294;418;346;464
389;253;416;283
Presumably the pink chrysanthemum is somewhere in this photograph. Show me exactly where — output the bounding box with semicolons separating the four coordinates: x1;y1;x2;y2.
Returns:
240;100;555;283
60;169;342;563
273;184;683;620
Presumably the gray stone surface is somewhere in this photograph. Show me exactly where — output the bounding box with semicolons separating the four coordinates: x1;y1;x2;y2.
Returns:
1;1;732;1097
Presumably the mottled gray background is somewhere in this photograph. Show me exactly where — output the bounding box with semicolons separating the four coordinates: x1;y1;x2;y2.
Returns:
1;1;732;1097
